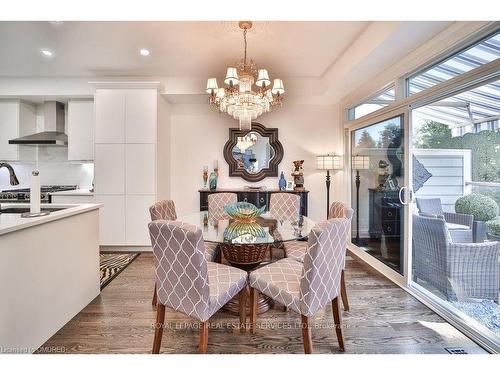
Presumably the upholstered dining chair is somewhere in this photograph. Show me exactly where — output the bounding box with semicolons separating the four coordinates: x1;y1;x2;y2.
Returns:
285;201;354;311
269;192;301;222
249;218;351;354
208;192;237;220
149;220;248;354
269;193;301;259
149;200;220;307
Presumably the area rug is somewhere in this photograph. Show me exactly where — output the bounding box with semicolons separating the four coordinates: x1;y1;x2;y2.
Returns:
100;253;140;290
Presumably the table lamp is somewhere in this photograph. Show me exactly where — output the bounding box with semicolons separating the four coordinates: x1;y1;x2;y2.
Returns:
317;154;342;219
352;155;370;246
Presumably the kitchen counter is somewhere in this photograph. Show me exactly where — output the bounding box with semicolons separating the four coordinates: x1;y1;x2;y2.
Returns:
49;188;94;196
0;203;101;352
0;203;101;236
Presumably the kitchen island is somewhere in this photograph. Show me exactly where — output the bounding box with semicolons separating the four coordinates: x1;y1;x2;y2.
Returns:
0;203;102;353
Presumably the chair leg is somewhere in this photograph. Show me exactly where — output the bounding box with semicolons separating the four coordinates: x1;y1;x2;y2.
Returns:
239;289;247;333
301;315;312;354
152;304;165;354
249;287;258;334
152;283;157;307
332;297;345;352
199;321;208;354
340;270;349;311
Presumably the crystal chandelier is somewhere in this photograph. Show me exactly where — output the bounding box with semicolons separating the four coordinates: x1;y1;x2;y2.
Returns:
206;21;285;131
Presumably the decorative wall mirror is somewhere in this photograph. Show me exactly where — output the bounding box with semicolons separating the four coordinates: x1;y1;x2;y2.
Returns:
223;123;284;182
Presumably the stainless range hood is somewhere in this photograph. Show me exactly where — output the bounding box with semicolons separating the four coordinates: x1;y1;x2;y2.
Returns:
9;101;68;146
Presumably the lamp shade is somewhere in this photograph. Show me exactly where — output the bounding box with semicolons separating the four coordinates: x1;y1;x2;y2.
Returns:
216;88;225;99
206;78;218;94
256;69;271;88
224;67;239;86
271;78;285;95
317;155;342;170
352;155;370;170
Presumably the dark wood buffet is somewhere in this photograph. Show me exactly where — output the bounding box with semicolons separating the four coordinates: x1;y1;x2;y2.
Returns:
199;188;309;217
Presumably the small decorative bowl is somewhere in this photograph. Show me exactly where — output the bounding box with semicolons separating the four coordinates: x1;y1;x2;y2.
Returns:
224;202;266;222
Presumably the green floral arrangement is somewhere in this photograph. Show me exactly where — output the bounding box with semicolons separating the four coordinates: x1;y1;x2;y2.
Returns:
487;218;500;237
455;193;499;222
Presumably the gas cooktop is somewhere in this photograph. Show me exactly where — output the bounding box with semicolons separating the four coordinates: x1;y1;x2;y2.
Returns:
0;185;78;203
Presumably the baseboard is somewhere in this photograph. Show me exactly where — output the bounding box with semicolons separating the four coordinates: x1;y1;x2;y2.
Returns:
100;246;152;253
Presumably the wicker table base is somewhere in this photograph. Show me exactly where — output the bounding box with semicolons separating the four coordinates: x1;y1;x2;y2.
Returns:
220;243;273;315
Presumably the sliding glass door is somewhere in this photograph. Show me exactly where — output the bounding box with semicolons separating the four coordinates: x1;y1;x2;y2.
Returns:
350;113;408;276
411;79;500;344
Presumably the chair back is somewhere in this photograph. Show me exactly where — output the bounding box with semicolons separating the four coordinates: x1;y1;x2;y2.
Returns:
269;193;301;221
148;220;210;320
208;193;237;220
149;200;177;221
416;198;443;215
299;218;350;316
412;214;451;297
328;201;354;221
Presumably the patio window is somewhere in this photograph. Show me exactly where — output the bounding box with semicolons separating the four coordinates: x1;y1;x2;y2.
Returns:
348;85;395;120
408;31;500;95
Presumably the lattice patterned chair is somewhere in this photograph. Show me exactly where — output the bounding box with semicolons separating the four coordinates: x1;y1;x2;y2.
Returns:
149;200;220;307
269;193;301;259
285;201;354;311
413;214;499;302
149;220;248;354
249;218;351;353
208;193;237;220
416;198;473;243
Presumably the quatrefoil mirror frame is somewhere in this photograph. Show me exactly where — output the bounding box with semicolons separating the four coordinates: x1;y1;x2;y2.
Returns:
223;122;284;182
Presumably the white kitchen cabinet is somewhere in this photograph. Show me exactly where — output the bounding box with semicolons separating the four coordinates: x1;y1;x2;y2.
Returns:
0;100;36;161
94;144;125;194
68;99;94;161
125;195;156;245
94;90;125;144
125;144;156;195
125;89;157;143
95;194;126;245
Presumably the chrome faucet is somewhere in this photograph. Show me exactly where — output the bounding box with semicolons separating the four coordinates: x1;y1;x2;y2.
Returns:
0;162;20;212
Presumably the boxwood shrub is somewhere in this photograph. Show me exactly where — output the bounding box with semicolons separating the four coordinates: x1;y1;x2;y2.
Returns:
455;193;499;222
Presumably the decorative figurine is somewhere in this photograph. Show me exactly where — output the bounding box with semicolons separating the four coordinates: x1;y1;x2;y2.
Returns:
377;160;390;191
209;170;218;190
291;160;305;191
203;165;208;188
278;171;286;191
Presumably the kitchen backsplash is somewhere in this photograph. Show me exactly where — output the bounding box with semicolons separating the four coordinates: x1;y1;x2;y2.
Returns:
0;147;93;190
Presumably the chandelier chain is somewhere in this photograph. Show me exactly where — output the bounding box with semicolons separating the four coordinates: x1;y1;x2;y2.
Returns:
243;28;247;66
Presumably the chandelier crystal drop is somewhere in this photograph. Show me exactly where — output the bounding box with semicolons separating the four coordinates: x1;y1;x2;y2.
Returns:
206;21;285;130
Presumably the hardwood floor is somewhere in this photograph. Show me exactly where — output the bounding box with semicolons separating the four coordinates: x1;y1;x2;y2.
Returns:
37;253;487;354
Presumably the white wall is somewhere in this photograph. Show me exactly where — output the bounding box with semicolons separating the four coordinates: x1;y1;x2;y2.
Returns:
168;100;345;222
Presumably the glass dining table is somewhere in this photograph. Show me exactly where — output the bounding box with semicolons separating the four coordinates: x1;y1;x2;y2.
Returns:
176;211;317;314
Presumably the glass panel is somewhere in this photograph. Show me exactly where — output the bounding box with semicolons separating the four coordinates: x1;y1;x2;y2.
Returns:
408;31;500;95
351;115;405;274
350;86;396;120
411;80;500;343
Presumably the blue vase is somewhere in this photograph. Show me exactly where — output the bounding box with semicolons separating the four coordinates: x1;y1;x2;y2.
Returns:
278;172;286;191
209;171;217;190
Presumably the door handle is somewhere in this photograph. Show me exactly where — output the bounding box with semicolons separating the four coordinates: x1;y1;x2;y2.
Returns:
398;186;409;205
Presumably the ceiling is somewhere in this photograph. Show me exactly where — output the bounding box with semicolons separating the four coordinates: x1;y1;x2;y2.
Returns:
0;21;369;78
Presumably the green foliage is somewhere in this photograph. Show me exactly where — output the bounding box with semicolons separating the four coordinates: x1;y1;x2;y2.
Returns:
455;193;499;222
416;120;500;183
378;123;401;148
357;130;376;148
486;218;500;237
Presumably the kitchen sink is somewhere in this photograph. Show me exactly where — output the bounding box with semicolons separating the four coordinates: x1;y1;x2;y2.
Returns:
0;207;66;214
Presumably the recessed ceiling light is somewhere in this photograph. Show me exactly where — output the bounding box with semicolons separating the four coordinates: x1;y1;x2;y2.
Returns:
40;49;53;57
139;48;150;56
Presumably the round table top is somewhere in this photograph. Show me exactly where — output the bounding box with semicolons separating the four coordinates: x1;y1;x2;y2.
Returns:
176;211;317;246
